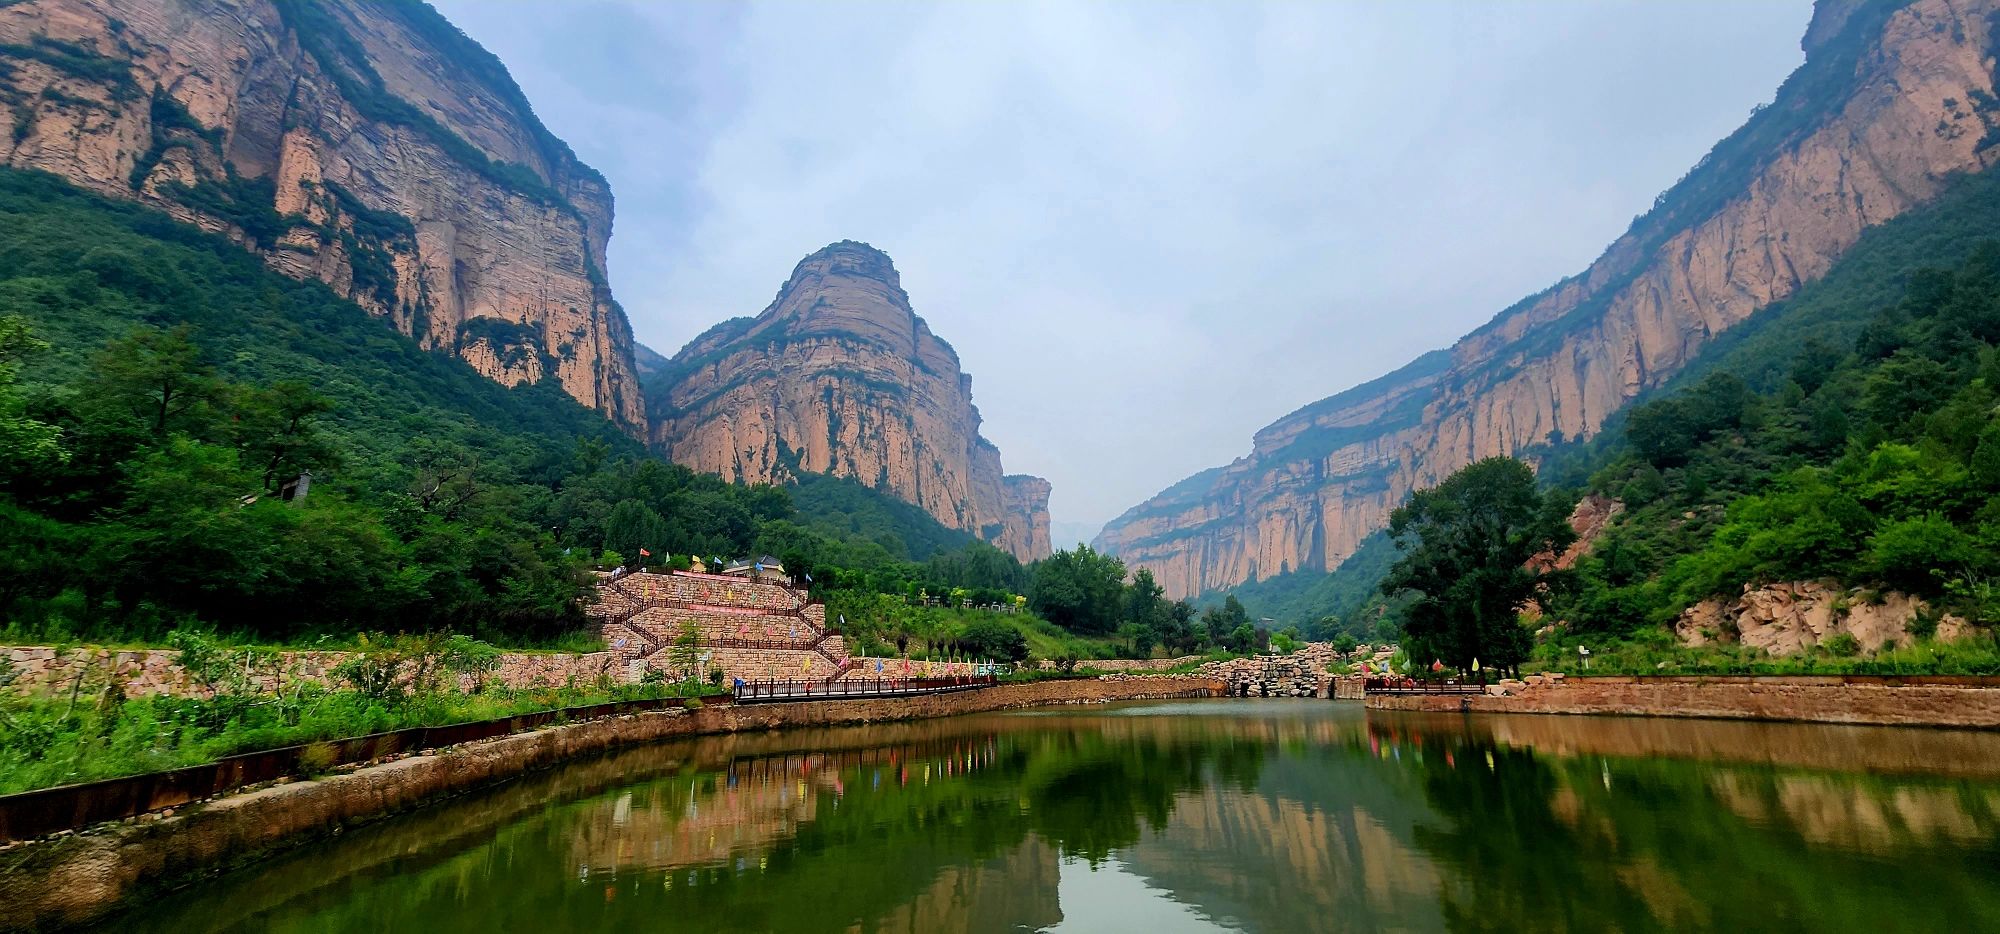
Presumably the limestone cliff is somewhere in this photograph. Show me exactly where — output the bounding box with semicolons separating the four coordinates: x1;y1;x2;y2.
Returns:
0;0;644;431
1100;0;2000;598
646;241;1052;562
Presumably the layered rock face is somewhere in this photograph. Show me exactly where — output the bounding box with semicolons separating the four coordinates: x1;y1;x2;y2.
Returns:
1101;0;2000;598
647;241;1052;562
0;0;643;430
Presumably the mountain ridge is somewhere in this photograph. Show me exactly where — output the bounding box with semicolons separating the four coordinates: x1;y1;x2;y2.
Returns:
0;0;645;431
1099;0;2000;598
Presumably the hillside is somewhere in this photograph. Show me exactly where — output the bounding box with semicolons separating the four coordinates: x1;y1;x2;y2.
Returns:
0;0;644;429
644;241;1053;563
1098;0;2000;599
0;168;1000;643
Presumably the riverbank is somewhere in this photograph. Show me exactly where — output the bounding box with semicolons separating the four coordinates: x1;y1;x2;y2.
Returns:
0;675;1225;932
1365;674;2000;728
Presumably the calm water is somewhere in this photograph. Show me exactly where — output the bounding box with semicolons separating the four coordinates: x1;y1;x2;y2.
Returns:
105;700;2000;933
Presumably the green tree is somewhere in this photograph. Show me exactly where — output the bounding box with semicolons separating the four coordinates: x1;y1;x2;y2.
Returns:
1202;595;1250;648
0;316;63;478
1029;545;1127;634
959;618;1029;663
1383;457;1575;676
87;324;218;438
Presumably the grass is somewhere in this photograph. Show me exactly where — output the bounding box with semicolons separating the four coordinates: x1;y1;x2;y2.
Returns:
0;677;720;795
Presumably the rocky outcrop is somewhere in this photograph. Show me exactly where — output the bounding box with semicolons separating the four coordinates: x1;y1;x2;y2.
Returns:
1675;580;1971;655
1531;494;1625;573
646;241;1052;561
0;0;644;430
1100;0;2000;598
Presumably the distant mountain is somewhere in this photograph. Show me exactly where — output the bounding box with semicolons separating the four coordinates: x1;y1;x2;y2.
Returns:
1099;0;2000;598
642;241;1053;562
0;0;644;430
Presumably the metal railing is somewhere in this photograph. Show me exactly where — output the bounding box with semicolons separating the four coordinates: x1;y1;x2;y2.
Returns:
1364;677;1489;696
734;675;997;703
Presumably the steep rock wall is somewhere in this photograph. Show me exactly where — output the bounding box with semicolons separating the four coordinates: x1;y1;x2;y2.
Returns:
0;0;644;430
647;241;1052;562
1100;0;2000;597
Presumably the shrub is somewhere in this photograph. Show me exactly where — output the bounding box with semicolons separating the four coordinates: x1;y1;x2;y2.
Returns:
1820;632;1862;657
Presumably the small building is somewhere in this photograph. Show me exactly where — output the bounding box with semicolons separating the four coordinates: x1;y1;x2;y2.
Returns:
721;555;788;584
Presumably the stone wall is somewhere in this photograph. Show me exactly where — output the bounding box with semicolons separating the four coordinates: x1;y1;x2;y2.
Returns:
2;645;623;699
1198;643;1343;697
589;570;854;684
1365;675;2000;729
0;675;1224;930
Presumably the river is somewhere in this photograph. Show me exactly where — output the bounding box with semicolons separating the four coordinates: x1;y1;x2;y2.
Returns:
100;699;2000;932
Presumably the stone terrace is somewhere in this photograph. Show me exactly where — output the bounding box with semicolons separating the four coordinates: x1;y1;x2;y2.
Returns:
589;570;853;683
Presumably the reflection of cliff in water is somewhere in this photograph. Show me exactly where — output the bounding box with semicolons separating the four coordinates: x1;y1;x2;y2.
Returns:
1389;718;2000;932
99;702;2000;934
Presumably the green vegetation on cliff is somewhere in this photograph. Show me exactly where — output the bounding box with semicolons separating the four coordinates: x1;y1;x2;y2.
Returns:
0;168;1013;647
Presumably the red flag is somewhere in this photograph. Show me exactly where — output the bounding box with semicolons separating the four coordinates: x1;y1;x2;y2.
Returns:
639;548;652;557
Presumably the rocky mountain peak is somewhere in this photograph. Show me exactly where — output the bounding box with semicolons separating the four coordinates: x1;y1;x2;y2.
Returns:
646;243;1050;562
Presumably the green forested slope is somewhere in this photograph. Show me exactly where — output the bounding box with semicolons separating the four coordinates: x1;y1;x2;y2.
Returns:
0;168;1007;644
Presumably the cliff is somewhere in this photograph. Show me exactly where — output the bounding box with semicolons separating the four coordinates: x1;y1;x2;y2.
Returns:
646;241;1052;562
1100;0;2000;598
0;0;644;431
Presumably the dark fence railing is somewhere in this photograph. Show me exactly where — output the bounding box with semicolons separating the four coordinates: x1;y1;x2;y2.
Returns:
1364;677;1489;696
0;693;732;845
734;675;997;702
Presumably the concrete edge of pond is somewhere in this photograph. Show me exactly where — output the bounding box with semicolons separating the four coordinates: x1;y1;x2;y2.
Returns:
1365;678;2000;728
0;676;1228;933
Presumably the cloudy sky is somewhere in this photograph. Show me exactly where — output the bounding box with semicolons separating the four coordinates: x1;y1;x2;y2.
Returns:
433;0;1814;542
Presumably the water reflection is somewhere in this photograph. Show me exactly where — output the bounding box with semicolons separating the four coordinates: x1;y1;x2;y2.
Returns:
111;701;2000;933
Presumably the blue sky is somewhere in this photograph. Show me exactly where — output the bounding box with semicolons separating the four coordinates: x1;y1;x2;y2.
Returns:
432;0;1814;538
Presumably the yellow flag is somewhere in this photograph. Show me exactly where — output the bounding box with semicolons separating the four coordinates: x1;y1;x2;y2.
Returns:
1472;658;1481;671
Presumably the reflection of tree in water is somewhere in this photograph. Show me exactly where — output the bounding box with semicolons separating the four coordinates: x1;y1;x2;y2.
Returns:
1395;722;2000;932
1021;728;1267;864
546;722;1270;933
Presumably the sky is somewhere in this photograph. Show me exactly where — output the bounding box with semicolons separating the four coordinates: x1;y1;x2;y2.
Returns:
432;0;1815;540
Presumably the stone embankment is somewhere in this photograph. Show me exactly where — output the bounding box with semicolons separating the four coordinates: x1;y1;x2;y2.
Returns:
1198;643;1360;697
1366;674;2000;729
0;675;1224;932
3;645;621;699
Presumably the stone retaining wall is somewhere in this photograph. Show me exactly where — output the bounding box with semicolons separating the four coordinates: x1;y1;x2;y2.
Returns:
0;675;1226;931
2;646;623;699
1364;676;2000;728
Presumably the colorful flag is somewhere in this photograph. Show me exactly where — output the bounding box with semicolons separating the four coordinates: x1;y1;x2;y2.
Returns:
639;548;652;557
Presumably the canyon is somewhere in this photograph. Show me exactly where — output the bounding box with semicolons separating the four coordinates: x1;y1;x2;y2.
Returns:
644;241;1053;562
1097;0;2000;599
0;0;645;430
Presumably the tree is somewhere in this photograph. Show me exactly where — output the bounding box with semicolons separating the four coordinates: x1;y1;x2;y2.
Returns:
960;618;1029;664
1029;545;1127;634
1159;600;1202;654
1202;595;1250;648
1383;457;1575;676
88;324;217;438
0;316;63;477
604;499;668;564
